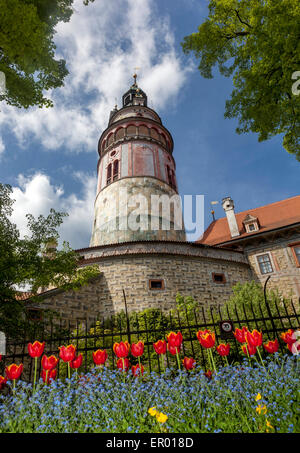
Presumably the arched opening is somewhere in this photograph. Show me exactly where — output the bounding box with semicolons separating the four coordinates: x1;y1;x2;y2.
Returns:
113;160;119;181
107;163;112;185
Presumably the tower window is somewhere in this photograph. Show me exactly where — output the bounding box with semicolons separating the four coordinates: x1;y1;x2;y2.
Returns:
212;273;226;284
149;279;165;290
107;163;112;185
113;160;119;181
257;254;273;274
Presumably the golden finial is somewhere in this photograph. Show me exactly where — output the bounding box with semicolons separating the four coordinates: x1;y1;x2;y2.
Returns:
133;67;140;85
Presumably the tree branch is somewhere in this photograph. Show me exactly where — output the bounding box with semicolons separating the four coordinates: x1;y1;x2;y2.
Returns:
234;9;253;29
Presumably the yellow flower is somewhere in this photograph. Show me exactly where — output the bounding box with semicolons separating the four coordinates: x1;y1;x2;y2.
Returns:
148;407;157;416
155;412;168;423
255;393;262;401
256;404;267;415
266;419;274;431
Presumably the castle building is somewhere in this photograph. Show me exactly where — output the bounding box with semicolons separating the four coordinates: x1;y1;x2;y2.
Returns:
197;196;300;300
25;78;300;324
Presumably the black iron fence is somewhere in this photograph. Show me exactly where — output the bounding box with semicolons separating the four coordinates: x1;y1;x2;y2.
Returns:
1;294;299;383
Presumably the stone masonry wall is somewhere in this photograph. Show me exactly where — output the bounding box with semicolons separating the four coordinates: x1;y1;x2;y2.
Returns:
245;233;300;303
35;244;252;326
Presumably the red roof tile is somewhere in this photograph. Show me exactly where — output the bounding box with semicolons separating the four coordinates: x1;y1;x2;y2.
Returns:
197;196;300;246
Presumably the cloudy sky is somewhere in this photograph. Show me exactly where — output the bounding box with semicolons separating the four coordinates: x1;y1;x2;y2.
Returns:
0;0;299;248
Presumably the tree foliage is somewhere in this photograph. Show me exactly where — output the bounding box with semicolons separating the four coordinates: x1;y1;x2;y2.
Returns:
0;0;92;109
182;0;300;160
0;183;100;338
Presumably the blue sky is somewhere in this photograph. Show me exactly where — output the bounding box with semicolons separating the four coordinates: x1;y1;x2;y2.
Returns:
0;0;298;248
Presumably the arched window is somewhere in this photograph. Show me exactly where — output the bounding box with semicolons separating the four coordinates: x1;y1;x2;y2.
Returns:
107;134;114;147
115;128;125;141
113;160;119;181
107;163;112;185
127;125;136;136
166;165;172;186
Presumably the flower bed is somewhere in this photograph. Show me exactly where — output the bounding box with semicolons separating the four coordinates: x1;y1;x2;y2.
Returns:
0;355;299;433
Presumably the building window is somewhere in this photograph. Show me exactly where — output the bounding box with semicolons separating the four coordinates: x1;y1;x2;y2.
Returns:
257;254;273;274
289;243;300;267
149;279;165;290
113;160;119;181
27;308;43;322
212;273;226;284
106;163;112;185
248;223;256;231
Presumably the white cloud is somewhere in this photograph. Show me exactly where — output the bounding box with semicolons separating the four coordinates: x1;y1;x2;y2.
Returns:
0;0;193;154
10;172;96;249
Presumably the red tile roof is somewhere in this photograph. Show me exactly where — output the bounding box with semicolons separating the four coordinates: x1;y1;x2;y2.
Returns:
197;196;300;246
15;292;34;301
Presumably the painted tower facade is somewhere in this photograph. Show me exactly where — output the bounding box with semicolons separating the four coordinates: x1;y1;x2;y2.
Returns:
90;77;186;246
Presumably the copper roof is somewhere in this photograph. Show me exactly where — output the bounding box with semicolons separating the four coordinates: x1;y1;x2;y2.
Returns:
197;195;300;246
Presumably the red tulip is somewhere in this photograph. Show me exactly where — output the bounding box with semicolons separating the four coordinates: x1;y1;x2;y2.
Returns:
93;349;108;366
70;354;83;369
242;343;257;356
216;343;230;356
153;340;167;355
113;341;130;358
204;370;213;380
281;329;296;345
5;363;23;381
41;368;57;384
182;357;196;370
197;330;215;348
59;344;76;362
263;339;279;354
0;354;2;361
41;355;59;370
131;341;144;357
0;375;7;389
233;326;248;343
246;329;263;348
167;343;180;355
132;363;144;377
116;358;130;371
166;332;183;348
27;341;45;358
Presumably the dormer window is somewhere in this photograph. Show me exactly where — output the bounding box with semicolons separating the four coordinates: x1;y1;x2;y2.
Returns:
243;214;259;233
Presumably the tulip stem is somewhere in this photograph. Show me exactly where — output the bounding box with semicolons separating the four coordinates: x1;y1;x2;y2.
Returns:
176;349;181;371
209;349;217;373
257;347;267;371
45;370;49;385
225;355;229;367
13;379;15;394
33;357;37;392
68;362;71;381
161;354;165;374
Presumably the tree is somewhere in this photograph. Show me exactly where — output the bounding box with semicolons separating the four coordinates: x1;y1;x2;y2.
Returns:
0;183;100;338
0;0;91;109
182;0;300;160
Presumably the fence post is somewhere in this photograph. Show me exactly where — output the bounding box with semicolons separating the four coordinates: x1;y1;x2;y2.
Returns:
122;289;131;344
263;276;277;335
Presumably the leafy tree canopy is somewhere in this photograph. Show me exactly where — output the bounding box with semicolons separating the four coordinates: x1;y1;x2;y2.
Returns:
182;0;300;160
0;183;100;337
0;0;91;109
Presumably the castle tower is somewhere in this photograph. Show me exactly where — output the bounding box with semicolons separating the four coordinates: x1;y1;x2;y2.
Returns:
90;76;186;246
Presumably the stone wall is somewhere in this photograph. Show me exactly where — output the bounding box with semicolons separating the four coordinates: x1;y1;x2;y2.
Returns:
245;233;300;302
34;242;252;326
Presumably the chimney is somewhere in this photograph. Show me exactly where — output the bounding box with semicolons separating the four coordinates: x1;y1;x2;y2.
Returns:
222;197;240;238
